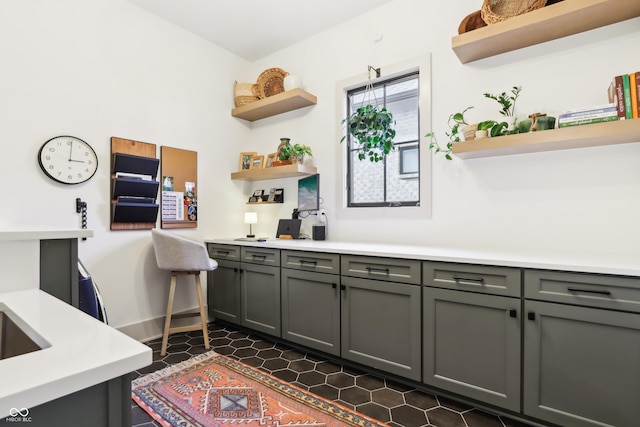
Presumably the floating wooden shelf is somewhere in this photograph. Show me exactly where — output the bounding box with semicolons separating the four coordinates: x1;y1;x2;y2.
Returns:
452;119;640;159
452;0;640;64
231;163;317;181
231;88;317;121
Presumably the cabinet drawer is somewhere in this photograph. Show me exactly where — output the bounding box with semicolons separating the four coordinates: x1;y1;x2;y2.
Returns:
525;269;640;313
241;247;280;267
423;262;521;297
341;255;420;285
207;244;240;261
281;250;339;274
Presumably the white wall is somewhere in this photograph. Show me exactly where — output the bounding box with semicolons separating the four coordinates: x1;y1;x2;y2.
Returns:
0;0;249;332
245;0;640;267
1;0;639;335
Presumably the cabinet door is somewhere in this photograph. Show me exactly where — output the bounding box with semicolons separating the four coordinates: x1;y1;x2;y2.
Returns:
241;263;281;337
524;300;640;427
281;269;340;355
423;288;521;412
207;260;241;324
341;276;421;381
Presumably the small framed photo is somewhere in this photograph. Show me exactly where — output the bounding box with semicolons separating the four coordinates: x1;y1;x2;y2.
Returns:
265;152;277;168
239;152;257;171
274;188;284;203
267;187;276;202
250;155;264;169
253;189;264;197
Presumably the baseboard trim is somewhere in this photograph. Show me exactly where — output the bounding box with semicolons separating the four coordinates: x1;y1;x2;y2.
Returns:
116;306;210;343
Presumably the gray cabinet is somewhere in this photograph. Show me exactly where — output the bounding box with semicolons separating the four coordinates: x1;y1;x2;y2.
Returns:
523;270;640;427
422;262;521;412
240;247;281;336
207;244;241;323
341;255;422;381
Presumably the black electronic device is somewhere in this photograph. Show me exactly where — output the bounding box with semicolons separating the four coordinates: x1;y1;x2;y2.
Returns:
276;219;302;239
312;225;326;241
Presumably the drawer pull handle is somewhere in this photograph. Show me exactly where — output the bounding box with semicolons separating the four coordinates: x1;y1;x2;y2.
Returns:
509;309;517;318
340;284;346;291
299;259;318;267
216;250;230;255
251;254;267;259
452;275;485;284
567;287;612;296
233;267;239;273
332;283;337;289
528;312;536;321
366;267;390;275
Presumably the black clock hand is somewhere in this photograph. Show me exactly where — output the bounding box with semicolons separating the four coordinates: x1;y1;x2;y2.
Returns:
68;140;73;161
69;159;86;163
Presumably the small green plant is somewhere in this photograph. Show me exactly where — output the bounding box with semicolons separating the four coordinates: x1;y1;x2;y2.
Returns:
279;143;312;162
426;107;473;160
341;104;396;162
483;86;522;117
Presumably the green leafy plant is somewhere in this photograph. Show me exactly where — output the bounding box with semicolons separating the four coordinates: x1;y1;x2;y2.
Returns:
279;143;312;162
425;107;473;160
483;86;522;117
341;104;396;162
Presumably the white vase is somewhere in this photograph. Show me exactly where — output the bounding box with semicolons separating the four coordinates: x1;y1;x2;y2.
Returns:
284;75;303;91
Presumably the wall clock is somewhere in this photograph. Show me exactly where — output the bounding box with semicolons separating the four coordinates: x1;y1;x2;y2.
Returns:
38;135;98;185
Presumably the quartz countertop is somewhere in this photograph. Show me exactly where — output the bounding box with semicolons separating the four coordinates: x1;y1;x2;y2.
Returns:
207;238;640;277
0;227;93;241
0;289;151;417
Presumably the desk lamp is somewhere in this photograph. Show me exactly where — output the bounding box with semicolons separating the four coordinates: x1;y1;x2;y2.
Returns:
244;212;258;238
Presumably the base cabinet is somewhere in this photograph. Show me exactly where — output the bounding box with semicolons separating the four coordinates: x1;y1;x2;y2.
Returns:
341;276;421;381
241;263;281;336
523;300;640;427
423;288;521;412
208;259;241;323
281;268;340;355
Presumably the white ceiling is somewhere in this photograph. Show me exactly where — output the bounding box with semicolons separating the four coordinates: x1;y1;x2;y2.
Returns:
126;0;394;62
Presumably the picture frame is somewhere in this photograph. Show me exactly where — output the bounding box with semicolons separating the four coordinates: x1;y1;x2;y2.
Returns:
267;187;276;202
253;189;264;197
250;155;264;169
239;152;257;171
265;152;277;168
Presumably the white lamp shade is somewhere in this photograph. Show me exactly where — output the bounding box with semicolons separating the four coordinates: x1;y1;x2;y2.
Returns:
244;212;258;224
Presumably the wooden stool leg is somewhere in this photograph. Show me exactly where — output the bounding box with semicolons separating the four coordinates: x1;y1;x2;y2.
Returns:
161;273;178;356
194;273;210;350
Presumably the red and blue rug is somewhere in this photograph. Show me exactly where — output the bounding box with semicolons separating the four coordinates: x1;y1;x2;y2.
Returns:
132;351;387;426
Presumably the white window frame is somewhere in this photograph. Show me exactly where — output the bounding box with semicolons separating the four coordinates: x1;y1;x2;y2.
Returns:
334;55;432;220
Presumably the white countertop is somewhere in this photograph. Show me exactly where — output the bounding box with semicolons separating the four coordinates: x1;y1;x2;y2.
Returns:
0;289;151;417
208;238;640;277
0;227;93;241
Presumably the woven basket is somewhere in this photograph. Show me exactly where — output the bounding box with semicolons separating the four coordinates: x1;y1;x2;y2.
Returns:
481;0;547;24
256;68;289;99
234;81;259;107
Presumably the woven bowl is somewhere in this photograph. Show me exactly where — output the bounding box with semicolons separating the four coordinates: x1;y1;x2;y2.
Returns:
234;81;259;107
481;0;547;24
256;68;289;99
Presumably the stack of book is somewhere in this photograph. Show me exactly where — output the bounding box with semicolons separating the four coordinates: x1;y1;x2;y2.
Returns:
558;103;619;128
607;72;640;120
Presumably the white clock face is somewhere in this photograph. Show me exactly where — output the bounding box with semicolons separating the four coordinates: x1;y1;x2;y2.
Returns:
38;136;98;184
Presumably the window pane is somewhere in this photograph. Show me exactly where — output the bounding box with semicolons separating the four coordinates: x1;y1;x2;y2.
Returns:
346;72;419;207
350;151;384;204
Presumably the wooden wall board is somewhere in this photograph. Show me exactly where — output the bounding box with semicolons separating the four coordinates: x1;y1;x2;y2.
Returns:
110;137;158;230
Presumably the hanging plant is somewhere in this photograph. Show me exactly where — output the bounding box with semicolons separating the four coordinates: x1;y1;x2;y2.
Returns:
340;66;396;162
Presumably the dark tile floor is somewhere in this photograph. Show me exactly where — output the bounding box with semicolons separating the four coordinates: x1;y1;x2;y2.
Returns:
132;322;536;427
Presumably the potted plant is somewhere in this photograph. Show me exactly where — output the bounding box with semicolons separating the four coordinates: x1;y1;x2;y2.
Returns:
341;104;396;162
426;107;474;160
483;85;522;132
276;141;312;165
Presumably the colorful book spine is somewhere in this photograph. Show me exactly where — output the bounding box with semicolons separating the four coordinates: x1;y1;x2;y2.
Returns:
607;75;626;120
630;72;638;119
636;71;640;118
559;106;617;120
558;115;619;128
622;74;632;119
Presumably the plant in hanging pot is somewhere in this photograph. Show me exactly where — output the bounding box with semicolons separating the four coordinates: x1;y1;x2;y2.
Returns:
341;104;396;162
426;106;474;160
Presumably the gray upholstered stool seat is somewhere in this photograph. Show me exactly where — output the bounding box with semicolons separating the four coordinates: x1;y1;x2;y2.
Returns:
151;229;218;356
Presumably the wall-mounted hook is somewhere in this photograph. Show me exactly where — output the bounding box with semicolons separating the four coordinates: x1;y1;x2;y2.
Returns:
76;198;88;240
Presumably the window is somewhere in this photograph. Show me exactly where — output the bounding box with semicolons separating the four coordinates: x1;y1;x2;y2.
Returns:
345;72;420;207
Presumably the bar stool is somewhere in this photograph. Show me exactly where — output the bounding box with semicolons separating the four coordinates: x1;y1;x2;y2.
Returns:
151;229;218;356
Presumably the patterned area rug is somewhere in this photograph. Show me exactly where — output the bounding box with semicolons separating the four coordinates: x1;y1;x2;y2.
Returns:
132;351;387;426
